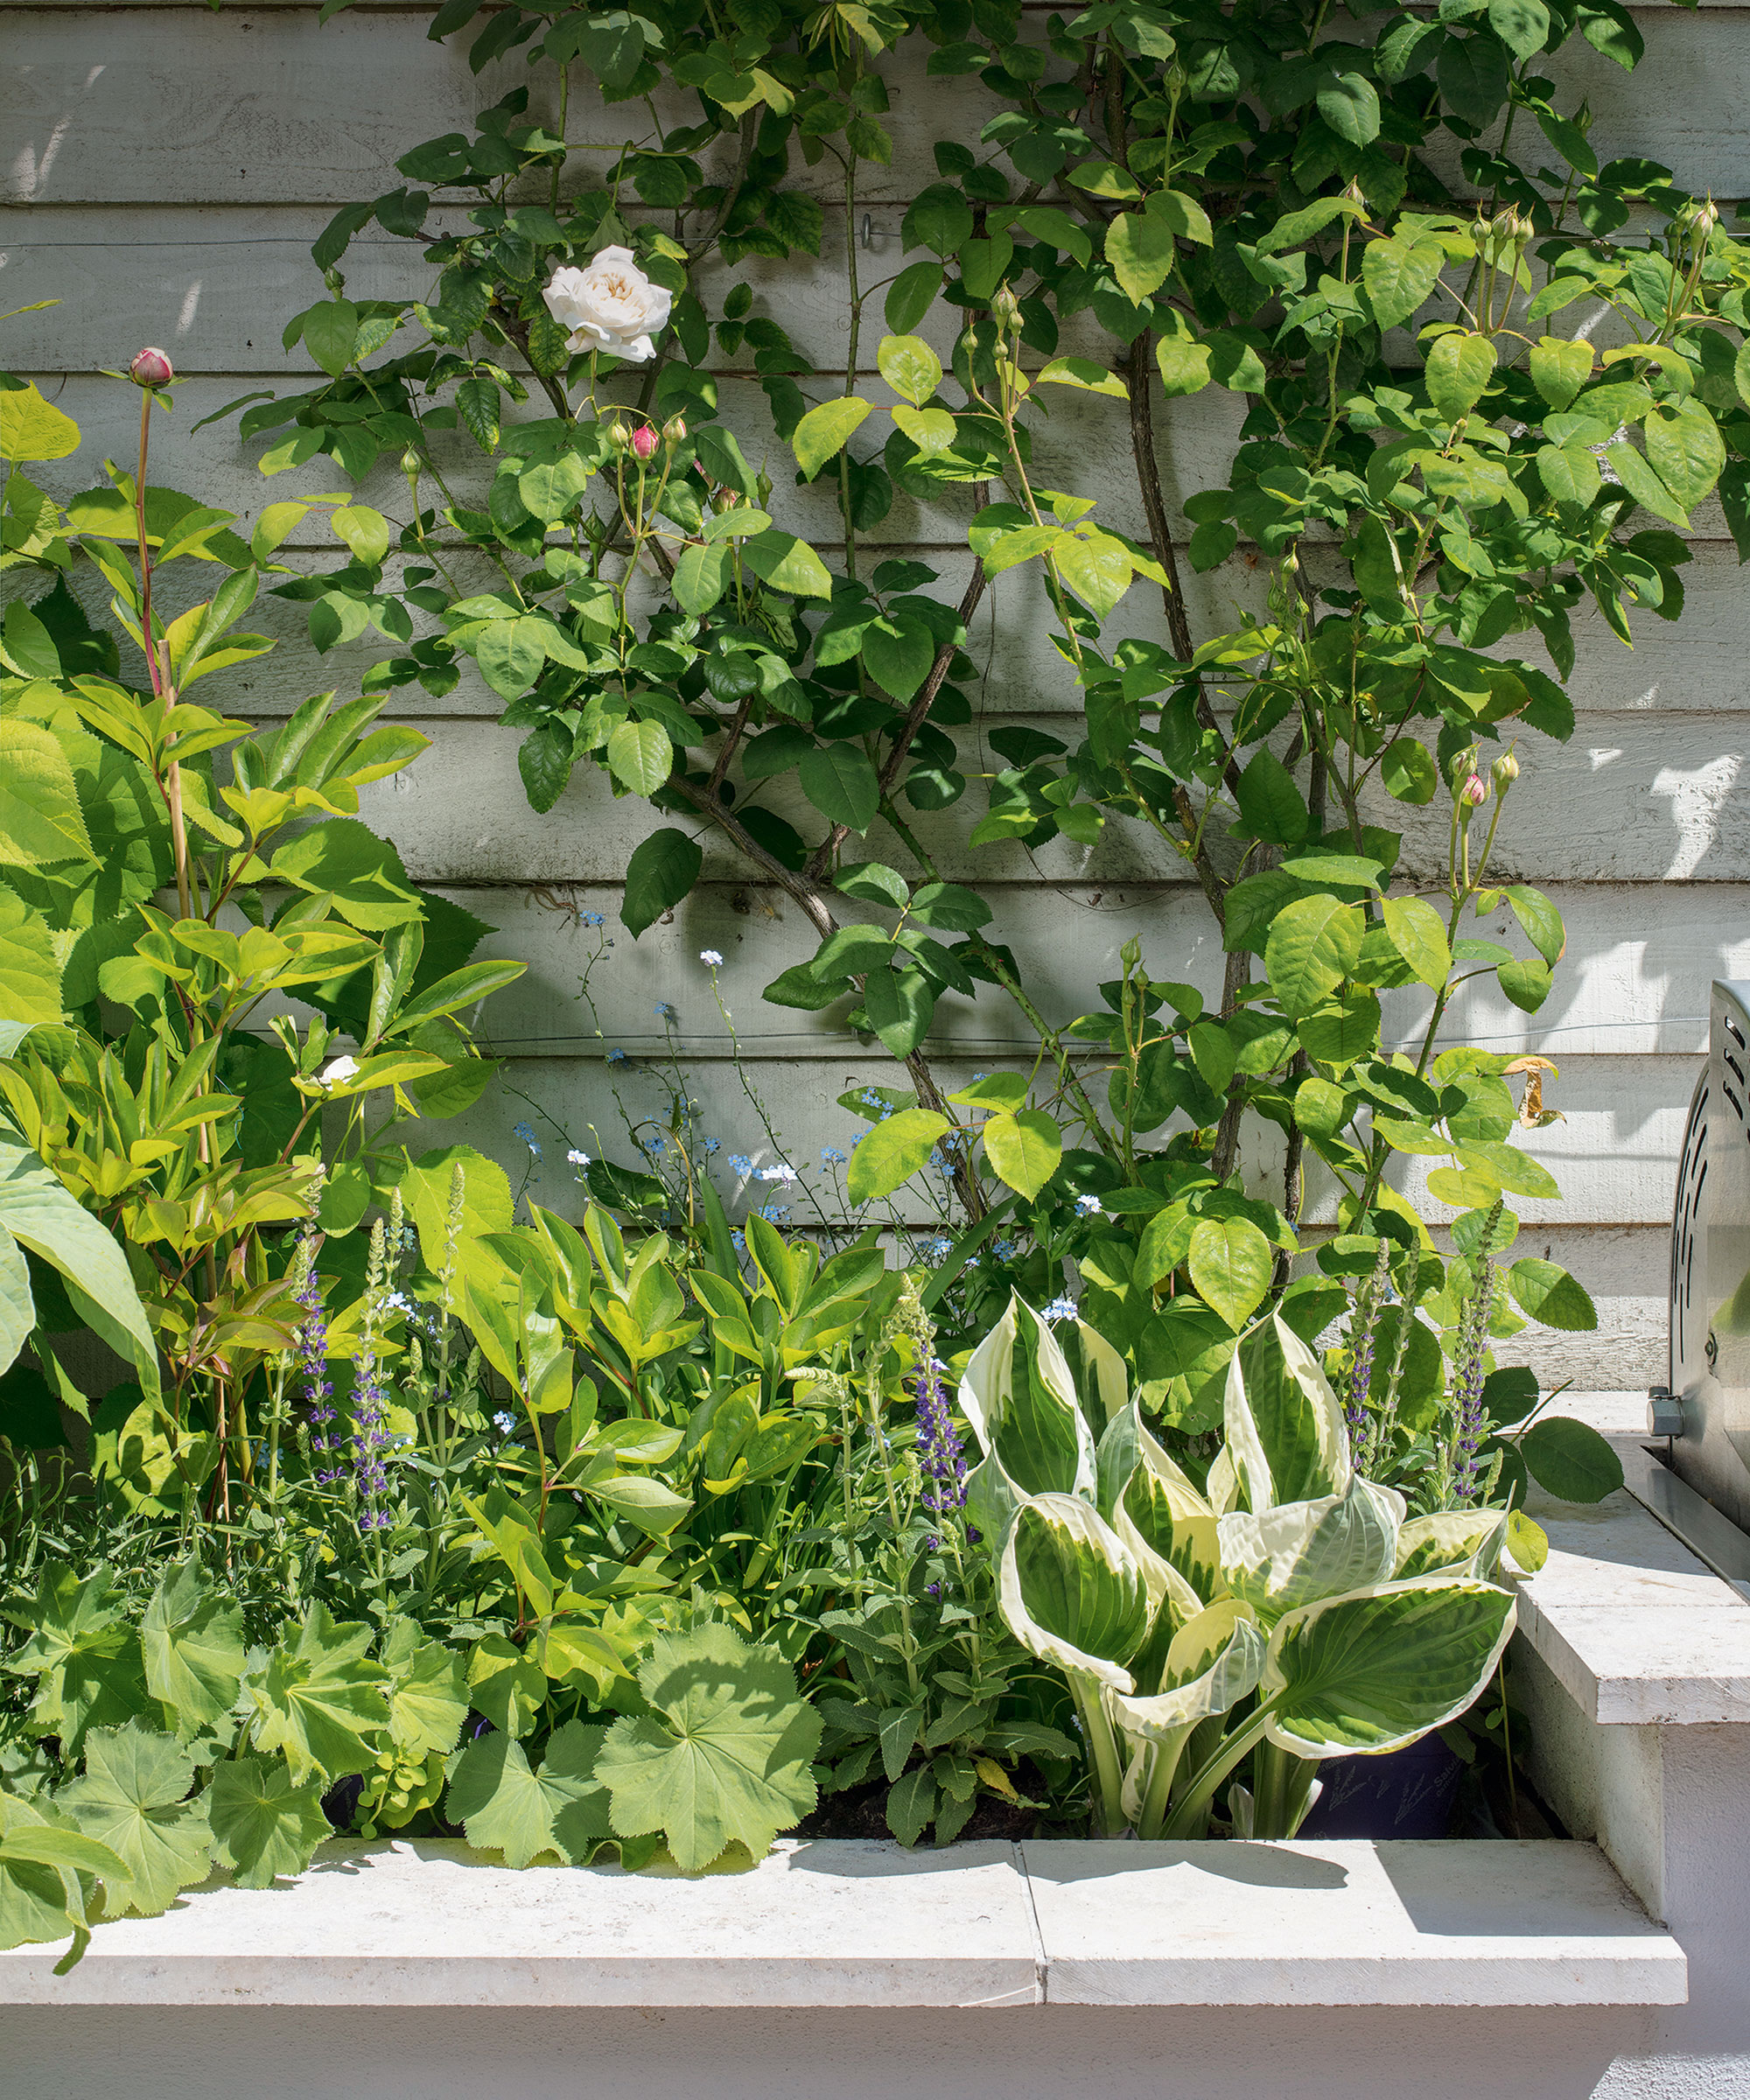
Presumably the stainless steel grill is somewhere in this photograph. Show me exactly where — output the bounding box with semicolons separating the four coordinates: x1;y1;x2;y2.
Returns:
1664;982;1750;1533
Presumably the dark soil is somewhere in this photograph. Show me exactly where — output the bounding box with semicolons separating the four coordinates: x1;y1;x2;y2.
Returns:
795;1773;1042;1844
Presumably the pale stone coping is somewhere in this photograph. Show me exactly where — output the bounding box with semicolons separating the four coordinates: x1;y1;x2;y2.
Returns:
1516;1397;1750;1726
1024;1839;1686;2007
0;1836;1684;2011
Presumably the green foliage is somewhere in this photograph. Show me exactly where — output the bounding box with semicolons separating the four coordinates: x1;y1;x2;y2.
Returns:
2;0;1718;1942
596;1626;822;1870
974;1299;1517;1838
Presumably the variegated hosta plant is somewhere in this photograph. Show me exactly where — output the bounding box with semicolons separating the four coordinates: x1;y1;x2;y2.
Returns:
962;1296;1516;1840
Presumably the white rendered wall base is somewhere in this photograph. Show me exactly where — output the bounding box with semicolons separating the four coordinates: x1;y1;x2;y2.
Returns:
1514;1396;1750;2097
0;1830;1682;2100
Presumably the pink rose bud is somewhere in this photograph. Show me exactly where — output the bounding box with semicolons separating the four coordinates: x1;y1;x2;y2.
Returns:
662;414;687;450
1459;772;1488;807
1492;750;1520;788
630;423;660;462
130;346;174;389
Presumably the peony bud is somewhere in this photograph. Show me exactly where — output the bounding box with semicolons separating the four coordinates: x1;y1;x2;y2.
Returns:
630;423;660;462
1458;772;1488;807
1492;749;1520;788
130;346;174;389
662;413;688;451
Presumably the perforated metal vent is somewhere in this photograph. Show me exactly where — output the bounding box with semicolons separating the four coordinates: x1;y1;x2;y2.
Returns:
1671;1068;1709;1396
1668;983;1750;1530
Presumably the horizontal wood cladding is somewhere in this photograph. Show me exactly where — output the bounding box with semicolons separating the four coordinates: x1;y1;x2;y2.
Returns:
8;15;1748;206
8;1;1740;1388
413;880;1750;1064
323;713;1750;886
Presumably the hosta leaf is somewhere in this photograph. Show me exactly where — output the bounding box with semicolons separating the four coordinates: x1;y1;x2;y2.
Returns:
446;1722;612;1867
1219;1478;1402;1623
0;1223;29;1379
206;1755;330;1888
243;1602;389;1785
597;1626;821;1872
1394;1511;1507;1580
1262;1576;1516;1756
1116;1427;1223;1605
1000;1492;1153;1691
59;1723;211;1916
1109;1598;1265;1740
959;1294;1098;1511
1224;1316;1350;1511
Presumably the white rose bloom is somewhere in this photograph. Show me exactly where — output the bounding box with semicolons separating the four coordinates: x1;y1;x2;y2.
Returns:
318;1054;360;1089
542;248;672;363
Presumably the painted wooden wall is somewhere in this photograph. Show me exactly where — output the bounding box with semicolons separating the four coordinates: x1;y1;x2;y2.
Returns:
6;0;1749;1387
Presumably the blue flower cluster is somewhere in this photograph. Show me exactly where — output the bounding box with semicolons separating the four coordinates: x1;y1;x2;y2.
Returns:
914;1358;966;1515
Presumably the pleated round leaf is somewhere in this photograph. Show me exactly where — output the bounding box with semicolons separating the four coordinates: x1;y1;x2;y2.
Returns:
1000;1492;1154;1690
1219;1477;1402;1623
1262;1576;1516;1757
58;1722;211;1916
1109;1598;1264;1742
